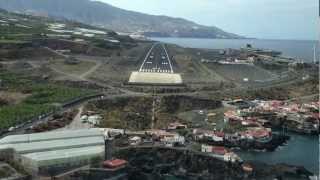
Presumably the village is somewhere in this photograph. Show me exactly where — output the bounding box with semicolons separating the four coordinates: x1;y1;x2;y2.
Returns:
66;98;319;174
0;6;318;179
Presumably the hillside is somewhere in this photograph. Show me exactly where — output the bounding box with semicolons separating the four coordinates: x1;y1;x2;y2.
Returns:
0;8;138;61
0;0;243;39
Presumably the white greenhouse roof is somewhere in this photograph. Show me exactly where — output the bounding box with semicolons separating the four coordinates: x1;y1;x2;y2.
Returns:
0;136;104;154
23;145;105;166
0;129;107;168
0;129;103;145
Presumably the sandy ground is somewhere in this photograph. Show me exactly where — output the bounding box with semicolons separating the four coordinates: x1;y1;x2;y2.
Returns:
49;58;102;81
0;91;31;105
59;106;91;130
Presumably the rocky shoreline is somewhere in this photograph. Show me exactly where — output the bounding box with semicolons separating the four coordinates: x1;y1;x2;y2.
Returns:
115;147;314;180
198;133;290;152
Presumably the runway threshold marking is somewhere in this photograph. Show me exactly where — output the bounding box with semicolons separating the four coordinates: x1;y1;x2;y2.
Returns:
139;43;158;72
161;44;174;73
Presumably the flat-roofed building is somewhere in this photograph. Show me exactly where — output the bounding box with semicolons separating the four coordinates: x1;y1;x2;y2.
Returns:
0;129;105;177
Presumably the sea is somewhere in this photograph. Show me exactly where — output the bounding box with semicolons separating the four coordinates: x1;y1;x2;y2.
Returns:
152;37;319;174
236;133;319;174
151;37;319;63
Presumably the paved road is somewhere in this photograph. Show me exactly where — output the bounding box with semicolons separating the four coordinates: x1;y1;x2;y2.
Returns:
139;43;174;73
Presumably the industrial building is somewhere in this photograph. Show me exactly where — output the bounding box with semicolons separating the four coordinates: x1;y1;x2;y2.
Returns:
0;129;105;177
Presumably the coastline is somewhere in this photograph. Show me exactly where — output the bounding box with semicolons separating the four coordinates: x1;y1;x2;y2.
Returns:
150;37;319;62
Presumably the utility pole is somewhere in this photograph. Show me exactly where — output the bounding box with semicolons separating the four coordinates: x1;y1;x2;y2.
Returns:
316;0;319;134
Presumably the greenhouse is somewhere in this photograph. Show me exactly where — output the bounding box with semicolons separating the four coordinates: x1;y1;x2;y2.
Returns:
0;129;106;176
0;128;103;145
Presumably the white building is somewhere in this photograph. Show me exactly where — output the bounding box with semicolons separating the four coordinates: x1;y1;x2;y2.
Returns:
161;135;185;147
129;136;142;146
0;129;105;177
88;115;102;126
201;144;241;163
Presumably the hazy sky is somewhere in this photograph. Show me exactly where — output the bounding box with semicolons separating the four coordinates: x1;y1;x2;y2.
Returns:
96;0;319;40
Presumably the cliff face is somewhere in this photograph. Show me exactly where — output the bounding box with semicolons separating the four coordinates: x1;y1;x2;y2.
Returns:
0;0;243;39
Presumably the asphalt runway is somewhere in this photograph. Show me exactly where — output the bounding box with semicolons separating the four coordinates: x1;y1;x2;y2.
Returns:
139;43;173;73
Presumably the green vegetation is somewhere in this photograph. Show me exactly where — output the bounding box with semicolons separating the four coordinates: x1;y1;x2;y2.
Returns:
0;71;95;130
0;22;49;43
0;39;26;44
100;110;124;129
0;166;13;178
0;24;46;35
87;97;153;130
24;85;90;104
0;104;56;129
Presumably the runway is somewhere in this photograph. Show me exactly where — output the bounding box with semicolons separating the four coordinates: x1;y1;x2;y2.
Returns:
128;43;182;85
139;43;174;74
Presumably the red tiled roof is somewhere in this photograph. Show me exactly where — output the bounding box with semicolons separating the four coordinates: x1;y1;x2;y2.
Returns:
215;131;225;137
242;163;253;172
212;146;228;155
249;129;270;138
270;100;283;107
103;159;127;169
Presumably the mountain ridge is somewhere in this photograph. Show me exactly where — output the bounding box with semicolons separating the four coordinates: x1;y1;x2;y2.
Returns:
0;0;244;39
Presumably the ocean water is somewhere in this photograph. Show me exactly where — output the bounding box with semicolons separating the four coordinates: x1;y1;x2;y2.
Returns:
152;37;319;174
151;38;319;62
236;133;319;174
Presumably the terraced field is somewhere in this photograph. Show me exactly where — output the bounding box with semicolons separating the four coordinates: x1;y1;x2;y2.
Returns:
0;71;95;130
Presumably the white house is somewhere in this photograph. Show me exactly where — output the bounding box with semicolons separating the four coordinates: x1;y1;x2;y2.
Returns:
129;136;142;146
161;135;185;147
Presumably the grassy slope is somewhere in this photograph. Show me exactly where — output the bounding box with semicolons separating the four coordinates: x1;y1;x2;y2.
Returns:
0;71;95;130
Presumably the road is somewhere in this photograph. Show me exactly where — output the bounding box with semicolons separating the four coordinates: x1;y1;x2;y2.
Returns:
139;43;174;73
0;94;104;138
47;49;144;96
0;92;150;138
59;106;91;130
2;46;311;137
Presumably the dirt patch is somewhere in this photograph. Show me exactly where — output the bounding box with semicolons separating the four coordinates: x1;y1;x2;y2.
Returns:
85;95;221;130
0;91;30;105
0;47;59;60
88;43;152;86
206;76;319;100
8;61;33;70
27;109;79;133
49;59;97;76
171;49;226;84
206;64;275;84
